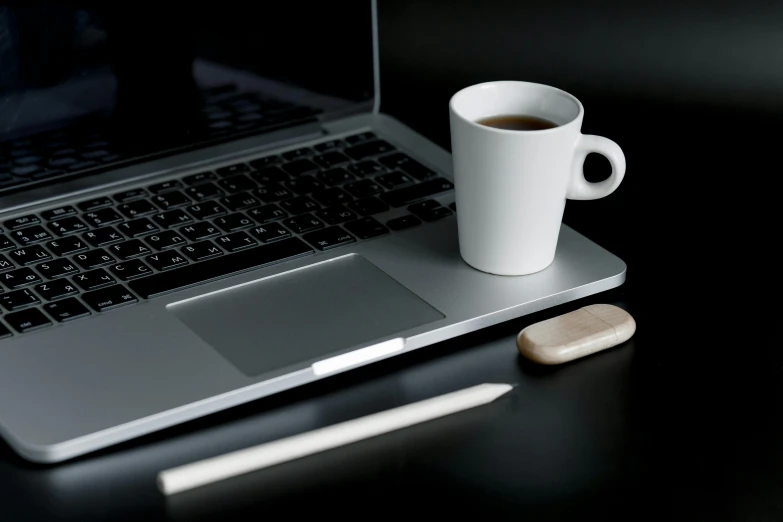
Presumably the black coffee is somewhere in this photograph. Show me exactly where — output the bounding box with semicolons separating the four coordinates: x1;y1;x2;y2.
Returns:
476;114;558;131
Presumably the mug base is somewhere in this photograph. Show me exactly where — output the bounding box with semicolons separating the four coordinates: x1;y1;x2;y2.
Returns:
460;254;555;277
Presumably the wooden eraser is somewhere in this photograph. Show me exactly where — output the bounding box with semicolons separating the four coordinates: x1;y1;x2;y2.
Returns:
516;304;636;365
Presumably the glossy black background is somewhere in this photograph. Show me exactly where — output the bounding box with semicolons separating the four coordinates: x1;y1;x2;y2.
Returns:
1;1;780;520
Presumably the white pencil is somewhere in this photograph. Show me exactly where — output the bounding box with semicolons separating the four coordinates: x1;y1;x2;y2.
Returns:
158;383;513;495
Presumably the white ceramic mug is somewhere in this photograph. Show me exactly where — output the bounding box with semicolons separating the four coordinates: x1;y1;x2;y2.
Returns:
449;81;626;276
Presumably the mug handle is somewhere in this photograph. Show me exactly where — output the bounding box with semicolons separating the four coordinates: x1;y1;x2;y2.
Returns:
567;134;626;200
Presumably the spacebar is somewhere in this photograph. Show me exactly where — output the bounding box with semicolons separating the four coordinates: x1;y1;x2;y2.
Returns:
129;238;314;299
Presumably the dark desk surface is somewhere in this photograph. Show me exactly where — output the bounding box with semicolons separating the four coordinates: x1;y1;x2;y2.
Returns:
2;86;780;522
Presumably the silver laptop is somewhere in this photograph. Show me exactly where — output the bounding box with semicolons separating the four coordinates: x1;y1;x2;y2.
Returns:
0;1;625;462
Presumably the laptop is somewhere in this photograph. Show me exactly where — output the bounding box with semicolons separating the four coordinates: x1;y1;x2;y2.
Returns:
0;1;625;462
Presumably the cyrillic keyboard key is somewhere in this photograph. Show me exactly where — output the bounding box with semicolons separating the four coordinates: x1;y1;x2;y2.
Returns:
303;226;356;251
344;217;390;240
249;222;291;243
43;298;90;322
180;222;221;241
82;208;123;228
129;238;313;298
145;251;189;271
181;241;224;262
73;268;116;291
8;244;52;266
83;285;138;312
34;279;79;301
215;232;257;252
5;307;51;333
380;178;454;207
110;259;153;281
35;258;79;279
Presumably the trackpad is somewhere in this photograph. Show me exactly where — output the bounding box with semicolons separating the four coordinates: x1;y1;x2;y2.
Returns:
169;255;445;377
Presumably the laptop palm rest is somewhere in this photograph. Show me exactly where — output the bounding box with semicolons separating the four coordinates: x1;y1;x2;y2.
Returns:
168;255;445;377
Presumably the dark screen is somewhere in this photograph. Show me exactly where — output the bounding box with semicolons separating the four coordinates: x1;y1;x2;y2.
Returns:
0;2;373;190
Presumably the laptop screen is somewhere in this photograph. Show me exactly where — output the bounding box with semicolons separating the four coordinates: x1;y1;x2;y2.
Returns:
0;2;374;194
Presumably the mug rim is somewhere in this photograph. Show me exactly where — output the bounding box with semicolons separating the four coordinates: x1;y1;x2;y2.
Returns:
449;80;584;135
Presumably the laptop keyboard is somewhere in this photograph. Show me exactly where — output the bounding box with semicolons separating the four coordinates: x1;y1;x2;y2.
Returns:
0;132;455;339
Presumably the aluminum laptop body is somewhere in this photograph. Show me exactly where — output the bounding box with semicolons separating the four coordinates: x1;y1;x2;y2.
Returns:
0;1;625;462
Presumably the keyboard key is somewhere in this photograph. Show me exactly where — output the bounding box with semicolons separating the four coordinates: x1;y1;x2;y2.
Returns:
73;268;116;291
218;175;256;194
345;132;376;144
283;214;324;234
77;197;113;212
119;199;158;218
312;187;352;207
408;200;441;214
34;279;79;301
216;163;252;177
36;258;79;279
418;206;453;221
108;240;154;260
254;184;293;203
145;230;186;251
281;196;319;215
0;254;13;273
186;202;227;220
74;249;115;270
185;183;224;201
145;251;189;271
0;322;11;338
183;172;217;185
153;209;193;229
345;179;384;198
117;218;160;238
82;208;123;228
249;222;292;243
4;215;41;230
344;140;395;160
5;308;51;333
215;232;257;253
317;168;355;186
8;245;52;266
221;193;261;212
250;166;289;185
281;148;313;161
151;191;191;210
181;241;224;262
10;225;53;246
47;236;89;256
282;159;319;176
82;285;138;312
43;298;90;322
344;217;390;240
83;226;124;247
113;188;148;203
303;226;356;251
180;222;221;241
248;155;282;169
149;180;183;194
110;259;153;281
130;238;313;299
377;171;414;189
1;288;40;311
214;213;254;233
313;151;351;168
1;235;15;251
348;197;389;216
347;160;385;177
378;152;436;180
286;176;324;195
2;267;43;289
313;139;344;152
380;178;454;207
386;215;422;231
47;216;89;237
41;205;77;220
315;206;357;225
247;204;287;224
